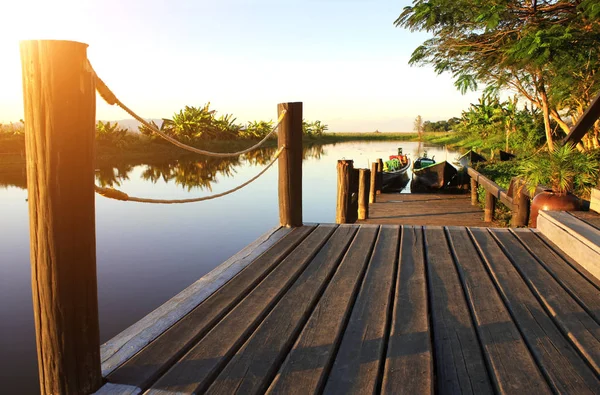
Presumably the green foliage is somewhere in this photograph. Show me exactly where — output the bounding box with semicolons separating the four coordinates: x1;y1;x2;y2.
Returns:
96;121;130;148
520;144;599;196
423;117;460;133
241;120;274;139
303;120;328;138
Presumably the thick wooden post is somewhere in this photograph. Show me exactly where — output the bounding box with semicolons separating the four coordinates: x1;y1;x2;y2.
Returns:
511;182;531;227
358;168;370;220
336;160;354;224
485;191;496;222
470;178;478;206
278;102;303;227
20;40;102;394
376;158;384;194
369;162;377;204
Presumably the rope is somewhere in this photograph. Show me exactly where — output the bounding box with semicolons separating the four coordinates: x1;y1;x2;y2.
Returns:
91;62;287;157
95;147;284;204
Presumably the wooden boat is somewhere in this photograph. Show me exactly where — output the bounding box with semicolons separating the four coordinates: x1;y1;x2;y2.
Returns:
381;158;411;192
499;150;516;161
458;149;486;167
412;159;458;190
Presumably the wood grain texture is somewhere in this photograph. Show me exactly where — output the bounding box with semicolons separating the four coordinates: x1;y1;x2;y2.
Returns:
278;102;303;227
570;210;600;231
423;227;492;395
591;189;600;214
101;226;291;375
484;191;496;222
491;228;600;382
370;162;378;204
512;229;600;324
537;211;600;280
471;228;599;394
323;225;400;395
336;160;354;224
20;40;102;394
107;226;314;390
146;225;337;394
207;225;359;395
358;169;370;220
359;193;488;227
382;226;434;395
267;225;379;395
447;227;551;394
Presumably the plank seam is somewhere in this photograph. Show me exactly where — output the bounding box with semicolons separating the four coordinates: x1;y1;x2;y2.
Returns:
422;226;439;395
444;226;496;393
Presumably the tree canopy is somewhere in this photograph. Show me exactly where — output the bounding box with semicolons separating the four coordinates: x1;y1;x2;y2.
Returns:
396;0;600;150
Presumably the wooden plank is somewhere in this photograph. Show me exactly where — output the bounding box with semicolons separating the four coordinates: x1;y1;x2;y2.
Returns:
323;225;400;394
423;227;492;394
570;210;600;231
266;225;379;394
381;226;434;395
146;225;337;394
206;225;360;394
512;228;600;324
106;226;313;390
470;228;599;394
101;226;292;375
490;228;600;381
591;188;600;214
563;90;600;146
446;227;551;394
537;211;600;280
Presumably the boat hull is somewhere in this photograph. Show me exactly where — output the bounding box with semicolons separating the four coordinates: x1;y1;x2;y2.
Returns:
412;161;458;190
458;150;486;167
382;159;411;192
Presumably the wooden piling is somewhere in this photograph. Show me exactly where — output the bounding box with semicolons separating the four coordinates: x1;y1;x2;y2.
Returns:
376;158;384;194
511;182;530;227
484;191;496;222
278;102;303;227
358;169;370;220
369;162;377;204
20;40;102;394
336;160;354;224
470;178;478;206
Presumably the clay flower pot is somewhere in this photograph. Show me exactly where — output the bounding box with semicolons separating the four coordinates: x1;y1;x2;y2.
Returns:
530;190;581;227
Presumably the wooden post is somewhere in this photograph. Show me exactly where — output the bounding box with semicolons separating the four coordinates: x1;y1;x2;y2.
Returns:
358;168;370;220
470;178;478;206
369;162;377;204
376;158;384;194
511;182;531;227
278;102;303;227
20;40;102;394
485;191;496;222
336;160;354;224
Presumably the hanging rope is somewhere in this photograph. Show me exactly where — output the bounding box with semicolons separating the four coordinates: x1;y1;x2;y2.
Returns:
90;62;286;158
95;146;284;204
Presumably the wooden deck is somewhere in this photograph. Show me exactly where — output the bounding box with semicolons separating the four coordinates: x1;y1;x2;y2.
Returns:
98;224;600;394
360;193;490;226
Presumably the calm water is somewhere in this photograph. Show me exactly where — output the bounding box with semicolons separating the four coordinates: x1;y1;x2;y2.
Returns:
0;140;459;393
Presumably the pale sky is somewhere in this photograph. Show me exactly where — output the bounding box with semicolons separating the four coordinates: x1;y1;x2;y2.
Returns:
0;0;482;132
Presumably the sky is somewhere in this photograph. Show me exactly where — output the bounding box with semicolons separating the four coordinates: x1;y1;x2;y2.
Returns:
0;0;482;132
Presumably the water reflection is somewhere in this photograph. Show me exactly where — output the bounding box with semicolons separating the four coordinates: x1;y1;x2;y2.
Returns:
0;144;326;192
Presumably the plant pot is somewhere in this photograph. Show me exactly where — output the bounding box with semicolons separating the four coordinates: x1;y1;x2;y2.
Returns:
530;190;581;227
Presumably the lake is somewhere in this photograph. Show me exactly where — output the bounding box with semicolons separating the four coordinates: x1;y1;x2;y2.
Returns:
0;140;460;393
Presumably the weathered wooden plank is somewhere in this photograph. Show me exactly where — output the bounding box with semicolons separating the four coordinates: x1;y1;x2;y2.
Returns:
101;226;291;375
471;228;599;394
423;227;492;394
537;210;600;280
570;210;600;231
106;226;312;390
491;228;600;381
591;188;600;214
94;383;140;395
381;226;434;395
146;225;337;394
323;225;400;394
266;225;379;394
446;227;551;394
512;228;600;324
206;225;360;394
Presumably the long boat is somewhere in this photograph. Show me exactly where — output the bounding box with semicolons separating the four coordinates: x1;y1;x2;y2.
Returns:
381;158;411;192
458;149;486;167
412;158;458;190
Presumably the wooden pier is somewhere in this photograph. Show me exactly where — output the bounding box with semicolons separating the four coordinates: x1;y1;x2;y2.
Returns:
97;223;600;394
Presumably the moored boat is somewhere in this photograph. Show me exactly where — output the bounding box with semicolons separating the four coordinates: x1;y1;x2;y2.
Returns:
412;158;458;190
458;149;486;167
381;148;411;192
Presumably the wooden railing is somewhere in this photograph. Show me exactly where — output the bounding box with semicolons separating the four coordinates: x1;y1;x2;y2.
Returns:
466;167;547;227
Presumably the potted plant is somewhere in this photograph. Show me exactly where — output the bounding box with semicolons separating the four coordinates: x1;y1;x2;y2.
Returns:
520;143;599;226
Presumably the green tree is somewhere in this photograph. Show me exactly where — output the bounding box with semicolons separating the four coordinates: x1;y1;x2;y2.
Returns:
414;115;424;138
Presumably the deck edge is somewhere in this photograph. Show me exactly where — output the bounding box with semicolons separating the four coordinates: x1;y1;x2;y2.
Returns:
99;225;291;376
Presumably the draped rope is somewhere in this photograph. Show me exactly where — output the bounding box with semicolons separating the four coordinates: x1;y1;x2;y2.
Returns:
95;147;284;204
90;62;286;158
